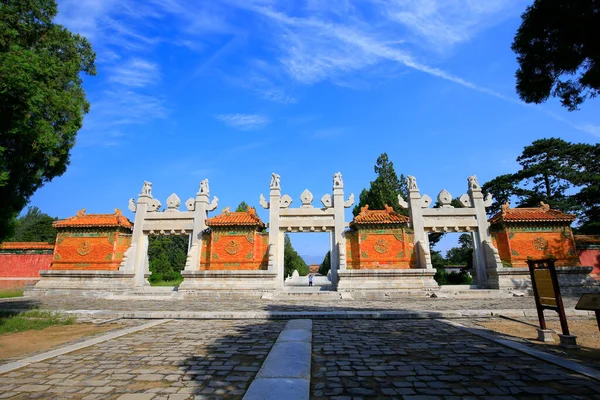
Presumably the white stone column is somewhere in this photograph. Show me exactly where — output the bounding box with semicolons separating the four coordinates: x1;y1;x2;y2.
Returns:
406;176;433;270
468;175;501;284
185;179;217;271
267;174;283;287
130;182;151;288
331;172;346;287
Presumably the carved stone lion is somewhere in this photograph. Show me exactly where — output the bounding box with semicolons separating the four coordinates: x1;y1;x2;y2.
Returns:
270;173;280;189
200;179;209;194
141;181;152;196
468;175;480;190
333;172;343;188
407;176;418;190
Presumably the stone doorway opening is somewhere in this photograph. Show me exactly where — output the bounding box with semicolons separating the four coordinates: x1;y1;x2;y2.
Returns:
283;232;334;291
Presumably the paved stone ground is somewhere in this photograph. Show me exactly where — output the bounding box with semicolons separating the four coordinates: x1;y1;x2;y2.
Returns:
0;320;285;400
0;295;581;313
311;319;600;399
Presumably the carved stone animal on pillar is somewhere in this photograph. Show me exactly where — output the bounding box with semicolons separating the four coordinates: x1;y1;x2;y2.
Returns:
407;175;418;190
140;181;152;196
468;175;480;190
270;173;280;189
200;179;209;194
333;172;343;188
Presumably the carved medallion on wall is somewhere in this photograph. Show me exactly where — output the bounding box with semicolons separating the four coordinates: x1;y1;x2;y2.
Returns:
373;239;390;254
77;241;92;256
225;240;241;255
533;237;549;251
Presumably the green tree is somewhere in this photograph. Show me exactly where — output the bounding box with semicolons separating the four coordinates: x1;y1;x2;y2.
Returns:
319;250;331;276
147;235;189;283
512;0;599;111
0;0;96;241
283;234;308;277
445;234;473;268
8;206;57;242
353;153;408;216
235;201;249;212
482;138;600;234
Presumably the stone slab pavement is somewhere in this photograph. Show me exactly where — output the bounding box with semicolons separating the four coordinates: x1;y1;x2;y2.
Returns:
0;294;584;313
0;320;285;400
2;317;600;399
311;319;600;399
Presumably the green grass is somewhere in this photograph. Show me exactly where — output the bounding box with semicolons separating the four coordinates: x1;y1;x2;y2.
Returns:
149;279;183;287
0;310;75;335
0;289;24;298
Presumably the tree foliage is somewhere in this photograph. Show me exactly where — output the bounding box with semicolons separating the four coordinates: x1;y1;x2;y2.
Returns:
512;0;599;111
353;153;408;216
0;0;96;241
147;235;189;283
283;234;308;277
482;138;600;234
319;250;331;276
235;201;249;212
7;206;57;242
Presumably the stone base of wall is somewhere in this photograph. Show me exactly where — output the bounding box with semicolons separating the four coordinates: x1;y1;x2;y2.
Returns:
486;266;597;293
337;269;439;291
0;278;40;290
179;270;278;292
29;270;135;295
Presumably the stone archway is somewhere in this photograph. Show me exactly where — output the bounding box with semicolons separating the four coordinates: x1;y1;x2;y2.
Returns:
259;172;354;290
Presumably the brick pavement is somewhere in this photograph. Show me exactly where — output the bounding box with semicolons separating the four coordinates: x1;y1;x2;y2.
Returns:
0;320;285;400
0;295;581;313
311;319;600;399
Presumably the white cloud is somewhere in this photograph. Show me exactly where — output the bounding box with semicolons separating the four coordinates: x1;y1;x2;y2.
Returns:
109;58;159;87
216;114;270;130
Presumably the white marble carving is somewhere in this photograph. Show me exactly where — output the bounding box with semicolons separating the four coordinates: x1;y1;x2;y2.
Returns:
459;193;472;208
140;181;152;196
200;179;209;194
468;175;480;190
421;194;432;208
398;195;408;209
128;198;137;213
408;176;418;190
344;193;355;208
484;193;494;207
270;173;280;189
437;189;453;208
333;172;343;188
185;198;195;211
147;198;162;212
300;189;313;208
208;196;219;211
166;193;181;212
280;194;293;208
259;193;270;209
321;194;333;208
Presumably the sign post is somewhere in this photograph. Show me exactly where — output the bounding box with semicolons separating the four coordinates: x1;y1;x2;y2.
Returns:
527;258;578;349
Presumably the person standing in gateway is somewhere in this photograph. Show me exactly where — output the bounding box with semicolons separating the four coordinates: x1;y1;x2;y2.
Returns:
308;274;313;287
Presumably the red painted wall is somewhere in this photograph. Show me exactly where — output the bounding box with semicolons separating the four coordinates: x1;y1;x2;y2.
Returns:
578;249;600;279
0;253;53;289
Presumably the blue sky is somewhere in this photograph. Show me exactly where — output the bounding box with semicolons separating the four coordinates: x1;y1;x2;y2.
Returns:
29;0;600;260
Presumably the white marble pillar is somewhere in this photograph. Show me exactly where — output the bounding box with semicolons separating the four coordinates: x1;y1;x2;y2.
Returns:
406;176;433;270
185;179;217;271
130;182;152;288
267;174;283;287
331;172;346;286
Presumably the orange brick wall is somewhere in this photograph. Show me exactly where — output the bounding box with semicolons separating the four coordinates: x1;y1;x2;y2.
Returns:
51;230;132;270
346;228;416;269
0;252;53;289
491;227;579;267
201;229;269;270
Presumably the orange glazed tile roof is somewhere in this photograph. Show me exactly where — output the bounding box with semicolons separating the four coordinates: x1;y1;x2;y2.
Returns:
206;206;265;228
351;205;409;225
0;242;55;250
489;202;576;224
53;208;133;229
